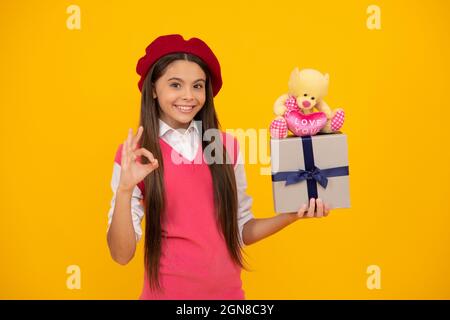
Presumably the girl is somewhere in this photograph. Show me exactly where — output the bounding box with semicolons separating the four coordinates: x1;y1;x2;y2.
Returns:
106;34;331;300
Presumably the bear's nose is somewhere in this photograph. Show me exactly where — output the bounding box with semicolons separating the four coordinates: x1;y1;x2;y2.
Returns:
302;100;311;108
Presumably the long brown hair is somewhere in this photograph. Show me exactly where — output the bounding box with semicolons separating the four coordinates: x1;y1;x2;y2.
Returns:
138;52;250;292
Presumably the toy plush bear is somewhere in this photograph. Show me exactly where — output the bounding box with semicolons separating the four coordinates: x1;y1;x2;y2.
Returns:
270;68;345;139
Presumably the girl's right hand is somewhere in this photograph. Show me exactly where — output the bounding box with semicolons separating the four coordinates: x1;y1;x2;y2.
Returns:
118;126;159;193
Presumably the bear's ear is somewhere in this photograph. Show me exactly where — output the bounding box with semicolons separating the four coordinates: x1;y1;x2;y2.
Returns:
288;67;300;92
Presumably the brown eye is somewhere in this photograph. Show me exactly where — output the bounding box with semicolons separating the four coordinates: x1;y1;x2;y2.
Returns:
311;97;315;100
303;93;308;97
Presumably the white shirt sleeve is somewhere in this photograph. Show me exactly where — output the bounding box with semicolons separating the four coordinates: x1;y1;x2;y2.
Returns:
234;151;254;247
106;162;145;242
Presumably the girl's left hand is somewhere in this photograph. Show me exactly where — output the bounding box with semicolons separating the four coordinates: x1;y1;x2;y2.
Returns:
296;198;330;219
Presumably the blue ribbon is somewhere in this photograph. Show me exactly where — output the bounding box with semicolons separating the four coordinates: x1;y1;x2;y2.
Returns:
271;136;349;199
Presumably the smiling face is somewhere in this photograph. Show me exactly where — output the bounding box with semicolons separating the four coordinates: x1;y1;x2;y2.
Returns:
152;60;207;130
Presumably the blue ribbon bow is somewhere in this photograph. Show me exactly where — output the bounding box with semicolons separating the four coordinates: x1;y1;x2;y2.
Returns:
285;166;328;188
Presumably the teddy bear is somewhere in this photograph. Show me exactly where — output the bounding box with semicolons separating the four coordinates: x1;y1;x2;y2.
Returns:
270;67;345;139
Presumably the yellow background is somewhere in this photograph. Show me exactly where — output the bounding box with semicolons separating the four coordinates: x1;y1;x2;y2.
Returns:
1;0;449;299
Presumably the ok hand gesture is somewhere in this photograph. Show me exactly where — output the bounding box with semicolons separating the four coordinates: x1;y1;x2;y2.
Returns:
118;126;159;193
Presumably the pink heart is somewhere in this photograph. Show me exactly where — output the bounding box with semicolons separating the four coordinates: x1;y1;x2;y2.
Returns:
284;109;327;136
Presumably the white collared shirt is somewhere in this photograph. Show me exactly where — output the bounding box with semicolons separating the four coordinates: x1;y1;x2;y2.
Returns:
107;119;254;246
158;118;200;161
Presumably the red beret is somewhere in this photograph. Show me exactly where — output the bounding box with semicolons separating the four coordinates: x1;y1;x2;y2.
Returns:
136;34;222;97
